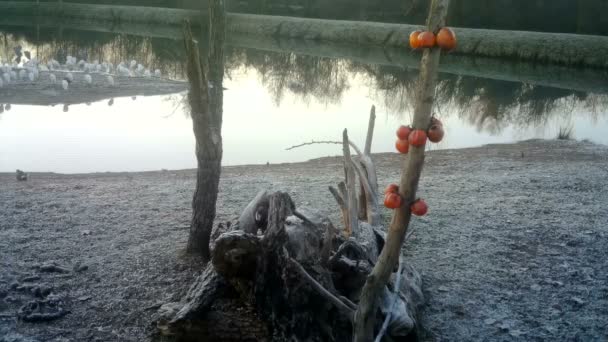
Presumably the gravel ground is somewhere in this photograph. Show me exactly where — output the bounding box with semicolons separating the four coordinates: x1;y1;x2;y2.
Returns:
1;139;607;342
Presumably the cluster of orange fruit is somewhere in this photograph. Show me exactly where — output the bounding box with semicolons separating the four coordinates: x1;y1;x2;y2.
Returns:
395;117;444;154
384;184;428;216
409;27;457;51
383;118;445;215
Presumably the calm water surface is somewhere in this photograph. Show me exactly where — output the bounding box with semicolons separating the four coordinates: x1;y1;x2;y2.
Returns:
0;28;607;173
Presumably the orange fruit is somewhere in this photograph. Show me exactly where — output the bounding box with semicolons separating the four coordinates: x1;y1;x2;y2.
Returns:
408;130;427;147
436;27;457;51
418;31;436;48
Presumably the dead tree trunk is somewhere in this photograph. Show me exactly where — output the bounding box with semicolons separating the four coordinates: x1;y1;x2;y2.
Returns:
354;0;450;341
185;0;226;260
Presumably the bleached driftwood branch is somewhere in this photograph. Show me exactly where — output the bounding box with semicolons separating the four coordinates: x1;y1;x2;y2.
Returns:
285;140;363;156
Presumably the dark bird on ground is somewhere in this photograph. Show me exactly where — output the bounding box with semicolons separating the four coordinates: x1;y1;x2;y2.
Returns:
16;169;28;181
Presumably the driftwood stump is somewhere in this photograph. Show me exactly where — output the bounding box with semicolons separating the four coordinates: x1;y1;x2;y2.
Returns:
154;108;424;341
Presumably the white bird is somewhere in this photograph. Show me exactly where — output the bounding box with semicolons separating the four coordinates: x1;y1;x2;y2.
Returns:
62;79;69;90
154;69;161;78
117;65;130;77
130;60;137;68
66;72;74;82
49;73;56;84
137;64;144;74
107;75;114;86
144;69;151;78
84;74;92;85
51;59;61;70
28;72;34;82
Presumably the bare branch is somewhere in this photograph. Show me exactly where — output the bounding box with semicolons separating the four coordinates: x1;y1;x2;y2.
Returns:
351;159;381;226
364;105;376;156
329;186;349;233
343;129;359;238
340;296;358;311
293;210;315;226
285;140;363;156
320;220;337;266
338;181;348;202
328;186;346;209
288;257;355;320
350;160;376;207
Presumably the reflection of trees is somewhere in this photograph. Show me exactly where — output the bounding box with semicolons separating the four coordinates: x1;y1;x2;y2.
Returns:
225;47;350;106
5;28;607;135
348;63;418;118
353;63;607;133
0;28;186;79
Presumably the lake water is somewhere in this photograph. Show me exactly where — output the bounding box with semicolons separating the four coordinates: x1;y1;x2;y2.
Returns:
1;25;607;173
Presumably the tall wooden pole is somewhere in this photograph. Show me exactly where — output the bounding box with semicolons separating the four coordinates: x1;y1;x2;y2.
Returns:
353;0;450;340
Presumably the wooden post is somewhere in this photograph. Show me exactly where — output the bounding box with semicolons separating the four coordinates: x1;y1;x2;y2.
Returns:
353;0;450;340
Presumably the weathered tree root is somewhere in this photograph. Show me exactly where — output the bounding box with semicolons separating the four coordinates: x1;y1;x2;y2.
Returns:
154;191;424;342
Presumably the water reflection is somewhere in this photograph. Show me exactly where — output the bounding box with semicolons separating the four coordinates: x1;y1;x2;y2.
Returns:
3;27;608;128
0;27;607;172
227;48;350;106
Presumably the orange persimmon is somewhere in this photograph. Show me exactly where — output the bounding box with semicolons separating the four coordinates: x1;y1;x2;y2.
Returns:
385;183;399;194
411;199;428;216
396;125;412;140
409;30;422;49
418;31;436;48
408;130;427;147
395;139;410;154
384;193;403;209
436;27;457;51
428;124;445;143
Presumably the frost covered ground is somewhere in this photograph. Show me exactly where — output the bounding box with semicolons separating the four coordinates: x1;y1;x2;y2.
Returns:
1;139;607;341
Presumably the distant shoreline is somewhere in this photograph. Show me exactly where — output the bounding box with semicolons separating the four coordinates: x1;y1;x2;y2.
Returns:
2;2;608;68
1;139;600;176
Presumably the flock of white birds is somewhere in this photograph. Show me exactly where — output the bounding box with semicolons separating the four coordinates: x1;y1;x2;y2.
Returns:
0;54;163;91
